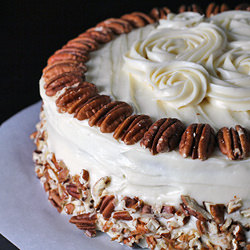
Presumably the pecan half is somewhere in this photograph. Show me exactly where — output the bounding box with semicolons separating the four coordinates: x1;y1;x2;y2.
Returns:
113;114;152;145
140;118;185;155
55;82;98;113
179;4;203;14
121;12;155;28
74;94;111;121
43;60;86;83
235;3;250;11
98;195;115;219
217;125;250;160
47;48;89;65
181;195;212;222
206;3;230;17
44;72;84;97
179;123;216;161
96;18;133;34
79;26;114;44
150;7;171;20
69;213;97;237
88;101;133;133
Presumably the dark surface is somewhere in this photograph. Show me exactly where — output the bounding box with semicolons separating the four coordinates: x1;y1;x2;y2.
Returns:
0;0;245;248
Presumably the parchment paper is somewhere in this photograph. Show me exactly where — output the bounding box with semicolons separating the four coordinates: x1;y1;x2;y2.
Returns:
0;102;135;250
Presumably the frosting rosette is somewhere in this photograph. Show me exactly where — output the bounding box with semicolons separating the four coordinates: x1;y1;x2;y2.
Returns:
147;61;208;108
210;11;250;41
124;22;226;68
206;48;250;111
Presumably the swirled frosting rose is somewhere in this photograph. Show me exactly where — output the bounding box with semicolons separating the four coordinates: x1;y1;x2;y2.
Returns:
124;11;250;111
147;61;208;108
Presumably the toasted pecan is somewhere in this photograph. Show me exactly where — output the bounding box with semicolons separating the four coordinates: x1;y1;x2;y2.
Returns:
140;118;185;155
206;3;230;17
113;114;152;145
179;123;216;161
150;7;171;20
121;12;155;28
179;4;203;14
217;125;250;160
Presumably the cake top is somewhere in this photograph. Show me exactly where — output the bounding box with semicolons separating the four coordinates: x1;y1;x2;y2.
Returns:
42;4;250;161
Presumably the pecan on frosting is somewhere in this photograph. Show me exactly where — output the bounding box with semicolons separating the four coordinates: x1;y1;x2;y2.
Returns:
217;125;250;160
179;123;216;161
150;7;171;20
178;4;203;14
113;114;153;145
88;101;133;133
206;3;230;17
140;118;185;155
55;82;98;113
121;12;155;28
43;60;86;83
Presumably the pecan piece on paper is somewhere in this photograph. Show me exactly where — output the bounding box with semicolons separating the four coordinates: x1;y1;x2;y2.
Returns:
206;3;230;17
69;213;97;237
140;118;185;155
43;60;86;83
121;12;155;28
88;101;133;133
217;125;250;160
150;7;171;20
74;94;111;121
179;123;216;161
55;82;98;113
113;114;153;145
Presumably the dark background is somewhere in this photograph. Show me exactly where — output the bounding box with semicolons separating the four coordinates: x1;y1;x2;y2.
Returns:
0;0;246;248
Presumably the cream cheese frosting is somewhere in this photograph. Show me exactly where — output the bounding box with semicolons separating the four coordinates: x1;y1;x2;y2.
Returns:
40;11;250;211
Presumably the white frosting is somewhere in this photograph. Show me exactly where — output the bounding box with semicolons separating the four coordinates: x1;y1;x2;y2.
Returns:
40;11;250;209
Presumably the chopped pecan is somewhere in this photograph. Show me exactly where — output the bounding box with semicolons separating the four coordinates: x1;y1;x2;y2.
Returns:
69;213;97;236
92;176;111;200
66;183;81;200
58;168;69;183
96;18;133;34
196;220;207;235
181;195;212;222
113;114;152;145
48;189;63;213
121;12;155;28
113;211;133;220
179;123;216;161
146;235;157;250
161;205;176;218
80;169;89;184
123;196;142;211
74;94;112;121
179;4;203;14
65;203;75;215
241;208;250;218
56;82;98;114
44;72;84;97
217;125;250;160
141;204;152;214
43;60;86;83
79;26;114;44
204;202;225;224
150;7;171;20
206;3;230;17
227;197;242;214
140;118;185;155
98;195;115;219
